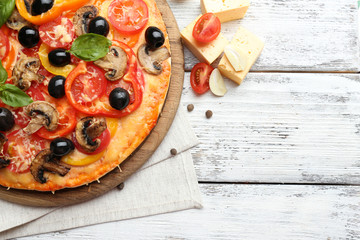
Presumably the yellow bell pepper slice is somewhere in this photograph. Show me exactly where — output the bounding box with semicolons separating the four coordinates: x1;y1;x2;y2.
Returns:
38;43;75;77
16;0;88;25
62;118;119;166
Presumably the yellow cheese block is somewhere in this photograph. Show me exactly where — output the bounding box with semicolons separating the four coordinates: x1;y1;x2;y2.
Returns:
200;0;250;23
218;26;264;85
180;15;229;64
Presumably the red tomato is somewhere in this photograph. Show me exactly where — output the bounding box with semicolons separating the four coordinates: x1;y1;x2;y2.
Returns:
13;85;46;128
66;42;143;117
192;13;221;43
21;43;41;58
190;63;214;94
4;130;48;173
36;98;77;140
70;64;107;104
39;16;75;48
72;129;111;155
108;0;149;35
0;30;9;60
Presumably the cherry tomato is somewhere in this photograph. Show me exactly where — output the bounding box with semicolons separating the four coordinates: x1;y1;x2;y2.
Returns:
108;0;149;35
192;13;221;43
71;64;107;104
36;98;77;140
190;62;214;94
39;16;75;48
72;128;111;155
0;30;9;60
4;129;48;173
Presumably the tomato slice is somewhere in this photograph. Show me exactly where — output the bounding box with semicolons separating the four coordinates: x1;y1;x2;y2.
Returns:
36;98;77;140
72;128;111;155
71;64;107;104
66;42;143;117
192;13;221;43
13;85;46;128
0;30;9;60
39;17;75;49
190;62;214;94
108;0;149;35
4;130;48;173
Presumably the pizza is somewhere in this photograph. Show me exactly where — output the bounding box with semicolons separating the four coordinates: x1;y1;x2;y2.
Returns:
0;0;171;191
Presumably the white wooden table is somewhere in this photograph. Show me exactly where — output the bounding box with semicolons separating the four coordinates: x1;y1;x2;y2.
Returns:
20;0;360;239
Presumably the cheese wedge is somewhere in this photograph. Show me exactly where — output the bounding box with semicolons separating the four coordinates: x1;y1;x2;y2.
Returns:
200;0;250;23
218;26;264;85
180;15;229;64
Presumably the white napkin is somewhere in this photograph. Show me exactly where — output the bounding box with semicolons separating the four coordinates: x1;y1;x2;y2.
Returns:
0;107;202;239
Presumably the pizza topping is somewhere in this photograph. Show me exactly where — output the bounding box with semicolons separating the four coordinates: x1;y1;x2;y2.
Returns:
50;137;75;157
18;26;40;48
39;16;75;48
12;55;44;91
0;158;10;168
69;33;112;61
137;44;170;75
48;75;65;98
108;0;149;35
93;46;127;81
109;87;130;110
48;48;71;67
73;5;98;36
0;107;15;131
0;0;15;27
88;16;109;37
23;101;59;134
75;116;107;153
0;133;8;153
29;0;54;16
145;26;165;50
6;8;31;31
30;149;70;183
38;43;75;77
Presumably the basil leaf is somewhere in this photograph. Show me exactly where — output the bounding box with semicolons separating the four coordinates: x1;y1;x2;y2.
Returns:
0;0;15;27
69;33;112;61
0;61;7;85
0;84;33;107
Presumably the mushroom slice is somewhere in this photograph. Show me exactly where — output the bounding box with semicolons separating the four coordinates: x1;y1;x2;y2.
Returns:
30;149;70;183
137;44;170;75
6;8;31;30
94;46;128;81
12;56;44;91
75;117;107;153
23;101;59;134
73;5;98;36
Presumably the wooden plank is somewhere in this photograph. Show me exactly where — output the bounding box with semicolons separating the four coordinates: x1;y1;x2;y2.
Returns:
20;184;360;239
168;0;360;72
181;72;360;184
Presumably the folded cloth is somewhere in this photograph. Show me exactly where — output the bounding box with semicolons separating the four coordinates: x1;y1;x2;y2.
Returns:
0;107;202;239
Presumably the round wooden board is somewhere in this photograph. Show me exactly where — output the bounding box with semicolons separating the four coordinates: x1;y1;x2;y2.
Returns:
0;0;184;207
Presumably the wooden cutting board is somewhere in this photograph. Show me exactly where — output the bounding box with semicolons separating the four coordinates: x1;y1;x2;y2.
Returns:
0;0;184;207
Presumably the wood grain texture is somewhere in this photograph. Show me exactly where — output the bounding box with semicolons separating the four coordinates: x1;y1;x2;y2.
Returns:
0;0;184;207
168;0;360;72
19;184;360;240
180;72;360;184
